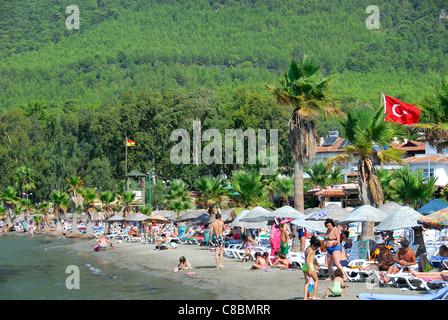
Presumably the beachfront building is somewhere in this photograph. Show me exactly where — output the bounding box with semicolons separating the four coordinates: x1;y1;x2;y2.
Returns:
305;131;448;207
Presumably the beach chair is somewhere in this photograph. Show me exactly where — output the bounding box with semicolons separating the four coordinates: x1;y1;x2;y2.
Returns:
358;285;448;300
287;251;305;269
224;243;244;259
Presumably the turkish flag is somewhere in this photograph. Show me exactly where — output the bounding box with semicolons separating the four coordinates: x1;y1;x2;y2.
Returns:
384;95;421;125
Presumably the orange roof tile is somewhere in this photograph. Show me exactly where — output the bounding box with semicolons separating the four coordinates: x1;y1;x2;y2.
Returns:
402;155;448;163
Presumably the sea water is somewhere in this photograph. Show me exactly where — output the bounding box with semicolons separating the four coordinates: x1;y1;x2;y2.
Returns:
0;234;216;300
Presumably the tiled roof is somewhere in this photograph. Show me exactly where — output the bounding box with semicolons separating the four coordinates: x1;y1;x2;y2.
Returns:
402;155;448;163
315;189;350;197
392;141;426;152
317;137;346;153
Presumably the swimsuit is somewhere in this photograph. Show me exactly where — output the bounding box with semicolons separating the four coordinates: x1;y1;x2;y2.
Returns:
213;235;225;248
326;244;343;255
303;247;315;273
331;281;343;296
280;242;289;255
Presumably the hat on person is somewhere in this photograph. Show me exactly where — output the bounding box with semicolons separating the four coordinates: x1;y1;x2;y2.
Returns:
400;238;410;247
376;239;385;245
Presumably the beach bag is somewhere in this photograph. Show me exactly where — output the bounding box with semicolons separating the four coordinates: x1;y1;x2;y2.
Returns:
93;245;99;251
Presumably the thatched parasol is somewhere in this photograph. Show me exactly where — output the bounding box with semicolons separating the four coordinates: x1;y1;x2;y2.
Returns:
376;206;423;231
239;206;271;223
177;209;208;222
417;199;448;216
338;205;388;224
378;201;402;215
228;209;267;229
305;204;350;222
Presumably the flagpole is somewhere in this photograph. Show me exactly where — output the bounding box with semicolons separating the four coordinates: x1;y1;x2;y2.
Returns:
380;91;385;115
125;136;128;191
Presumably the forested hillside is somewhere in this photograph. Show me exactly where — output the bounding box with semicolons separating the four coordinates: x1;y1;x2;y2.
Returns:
1;0;448;201
1;0;447;108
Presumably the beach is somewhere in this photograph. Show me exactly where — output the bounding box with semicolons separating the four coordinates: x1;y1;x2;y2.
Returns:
68;238;426;300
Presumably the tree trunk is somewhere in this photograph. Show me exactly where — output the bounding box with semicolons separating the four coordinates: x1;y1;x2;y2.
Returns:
291;159;304;252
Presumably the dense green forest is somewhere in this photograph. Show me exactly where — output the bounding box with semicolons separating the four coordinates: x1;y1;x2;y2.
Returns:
1;0;448;202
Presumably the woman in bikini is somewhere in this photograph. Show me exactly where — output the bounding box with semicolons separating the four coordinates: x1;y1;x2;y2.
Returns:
303;236;321;300
324;218;347;281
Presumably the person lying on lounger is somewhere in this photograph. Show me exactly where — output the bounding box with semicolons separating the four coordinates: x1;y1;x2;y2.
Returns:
408;269;448;281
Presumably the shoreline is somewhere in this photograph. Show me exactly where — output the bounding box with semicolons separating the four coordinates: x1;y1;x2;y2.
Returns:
1;232;427;300
67;236;426;300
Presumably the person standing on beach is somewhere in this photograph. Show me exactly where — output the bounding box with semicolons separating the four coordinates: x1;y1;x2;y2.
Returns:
209;213;225;269
279;224;290;255
303;236;321;300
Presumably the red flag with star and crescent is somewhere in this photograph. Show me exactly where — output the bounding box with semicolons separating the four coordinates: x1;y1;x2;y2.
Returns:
384;94;421;125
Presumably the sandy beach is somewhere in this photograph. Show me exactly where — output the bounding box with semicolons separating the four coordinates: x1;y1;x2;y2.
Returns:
68;238;427;300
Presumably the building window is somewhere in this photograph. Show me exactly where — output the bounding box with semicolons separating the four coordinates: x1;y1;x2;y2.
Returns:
422;168;434;178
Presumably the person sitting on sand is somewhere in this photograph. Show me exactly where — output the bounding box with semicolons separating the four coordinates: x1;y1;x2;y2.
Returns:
176;256;193;271
270;251;290;269
96;236;114;250
262;252;272;266
251;252;268;270
325;268;349;298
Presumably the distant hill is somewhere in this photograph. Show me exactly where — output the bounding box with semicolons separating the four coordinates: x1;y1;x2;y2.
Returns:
1;0;448;109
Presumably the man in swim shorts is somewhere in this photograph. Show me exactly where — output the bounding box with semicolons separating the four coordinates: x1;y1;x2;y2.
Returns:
209;213;225;269
279;224;290;255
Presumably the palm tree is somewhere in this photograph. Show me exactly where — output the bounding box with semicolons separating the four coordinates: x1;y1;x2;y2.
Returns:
20;199;34;222
162;179;192;218
194;176;230;218
117;190;136;218
326;104;405;241
138;204;153;216
99;190;116;219
82;188;98;238
38;201;51;233
0;186;18;226
13;166;36;198
271;177;294;207
66;175;84;237
230;170;271;209
267;55;341;215
304;162;344;189
390;166;437;209
50;191;70;236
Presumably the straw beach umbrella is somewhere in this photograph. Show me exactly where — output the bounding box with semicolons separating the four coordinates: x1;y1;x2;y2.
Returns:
291;212;327;234
239;206;271;223
177;209;208;222
228;209;267;229
267;206;304;220
417;199;448;216
378;201;402;215
106;214;125;222
305;203;350;222
338;205;388;225
147;214;171;224
375;206;423;231
125;212;152;222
